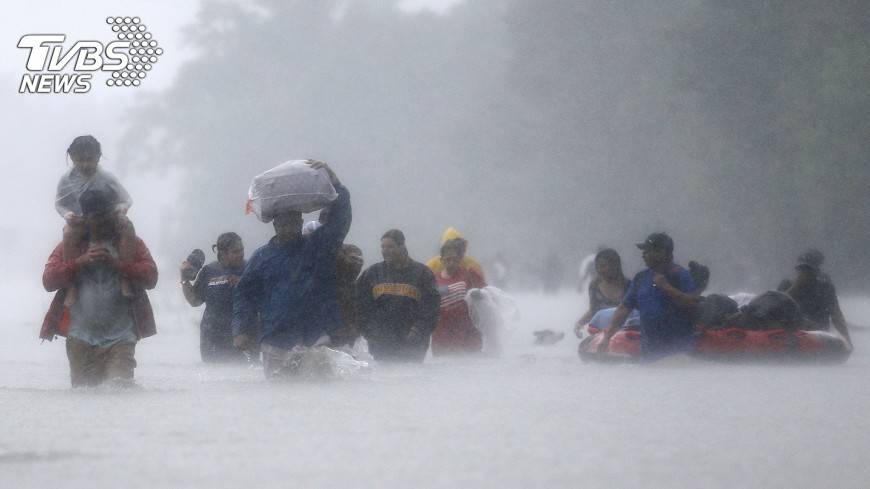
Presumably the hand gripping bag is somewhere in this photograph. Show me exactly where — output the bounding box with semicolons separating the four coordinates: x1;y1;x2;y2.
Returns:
246;160;338;222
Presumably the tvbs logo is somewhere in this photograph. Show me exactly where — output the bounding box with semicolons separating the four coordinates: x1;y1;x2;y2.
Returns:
17;17;162;94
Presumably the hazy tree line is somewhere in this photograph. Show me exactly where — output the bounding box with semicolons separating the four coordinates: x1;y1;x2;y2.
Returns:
121;0;868;291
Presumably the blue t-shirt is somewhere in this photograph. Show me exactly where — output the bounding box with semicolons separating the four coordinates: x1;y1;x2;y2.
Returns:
622;263;697;359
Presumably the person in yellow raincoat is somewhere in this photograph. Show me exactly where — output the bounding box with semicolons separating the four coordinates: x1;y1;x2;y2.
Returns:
426;227;485;278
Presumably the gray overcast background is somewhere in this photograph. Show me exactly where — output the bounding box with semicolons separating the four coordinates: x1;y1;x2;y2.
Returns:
2;0;867;301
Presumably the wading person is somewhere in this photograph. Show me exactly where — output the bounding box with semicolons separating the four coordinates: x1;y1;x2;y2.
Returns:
181;232;255;362
56;135;138;301
598;232;698;360
356;230;440;362
231;161;351;378
316;204;364;349
41;187;158;387
430;239;487;355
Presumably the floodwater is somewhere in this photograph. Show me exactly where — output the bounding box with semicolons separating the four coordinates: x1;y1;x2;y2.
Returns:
1;286;868;489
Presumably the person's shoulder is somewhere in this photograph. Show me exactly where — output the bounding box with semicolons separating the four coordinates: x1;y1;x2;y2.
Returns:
57;168;76;181
819;274;837;292
632;269;650;281
132;235;151;249
410;259;435;274
669;263;696;288
94;166;120;179
360;260;386;276
248;242;277;261
462;255;482;270
675;265;693;279
467;265;485;280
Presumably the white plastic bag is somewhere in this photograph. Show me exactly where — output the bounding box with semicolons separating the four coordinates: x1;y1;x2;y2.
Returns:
246;160;338;222
465;286;520;356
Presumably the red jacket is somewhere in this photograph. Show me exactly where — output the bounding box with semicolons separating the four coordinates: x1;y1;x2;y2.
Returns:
40;237;158;341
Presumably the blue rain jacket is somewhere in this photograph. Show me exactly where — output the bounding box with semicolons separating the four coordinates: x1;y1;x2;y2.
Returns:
232;184;350;349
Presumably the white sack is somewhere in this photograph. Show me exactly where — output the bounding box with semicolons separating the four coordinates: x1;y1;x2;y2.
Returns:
247;160;338;222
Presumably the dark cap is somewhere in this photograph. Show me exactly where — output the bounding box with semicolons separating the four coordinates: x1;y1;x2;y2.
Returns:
797;249;824;271
635;232;674;254
79;187;116;216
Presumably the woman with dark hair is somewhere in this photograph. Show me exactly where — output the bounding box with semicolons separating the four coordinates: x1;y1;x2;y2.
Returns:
688;261;710;295
430;239;487;355
574;248;630;338
180;232;253;362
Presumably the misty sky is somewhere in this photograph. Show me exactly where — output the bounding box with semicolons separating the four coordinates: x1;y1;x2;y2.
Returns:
0;0;461;284
1;2;197;285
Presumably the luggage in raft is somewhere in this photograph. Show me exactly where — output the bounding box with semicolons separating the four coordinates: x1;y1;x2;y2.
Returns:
578;325;851;364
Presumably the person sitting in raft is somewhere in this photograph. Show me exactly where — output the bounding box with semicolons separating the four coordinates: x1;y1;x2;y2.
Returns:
574;248;630;338
777;249;852;349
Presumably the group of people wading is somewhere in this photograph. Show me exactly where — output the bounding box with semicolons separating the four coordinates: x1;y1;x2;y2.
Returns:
41;135;853;386
42;137;494;385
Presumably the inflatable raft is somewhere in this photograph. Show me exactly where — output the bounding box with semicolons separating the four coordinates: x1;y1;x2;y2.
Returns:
578;326;851;364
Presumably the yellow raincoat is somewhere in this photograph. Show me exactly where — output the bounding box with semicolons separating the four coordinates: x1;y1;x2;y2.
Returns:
426;227;484;277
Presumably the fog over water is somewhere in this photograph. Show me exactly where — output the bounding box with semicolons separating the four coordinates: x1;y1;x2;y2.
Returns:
1;1;868;487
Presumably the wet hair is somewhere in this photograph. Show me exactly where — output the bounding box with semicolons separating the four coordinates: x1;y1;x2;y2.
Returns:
689;261;710;291
595;248;626;280
212;232;241;256
440;239;464;257
67;135;102;161
79;186;117;216
381;229;405;247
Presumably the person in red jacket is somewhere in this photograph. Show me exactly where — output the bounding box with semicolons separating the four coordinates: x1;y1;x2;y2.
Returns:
41;187;158;388
430;239;487;355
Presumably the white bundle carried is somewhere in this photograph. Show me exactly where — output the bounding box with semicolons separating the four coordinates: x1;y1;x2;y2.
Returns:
465;286;520;356
246;160;338;222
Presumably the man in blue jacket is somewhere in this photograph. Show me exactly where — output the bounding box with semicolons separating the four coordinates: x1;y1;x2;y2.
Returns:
598;232;699;360
231;160;351;378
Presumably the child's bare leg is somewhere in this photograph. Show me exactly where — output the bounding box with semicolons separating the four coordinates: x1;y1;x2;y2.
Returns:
62;221;85;306
117;216;136;297
62;221;85;261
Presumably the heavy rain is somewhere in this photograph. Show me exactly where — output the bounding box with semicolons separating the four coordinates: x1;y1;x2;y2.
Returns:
1;1;868;488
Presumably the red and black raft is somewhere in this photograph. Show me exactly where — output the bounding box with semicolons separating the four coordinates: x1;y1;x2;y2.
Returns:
578;326;851;364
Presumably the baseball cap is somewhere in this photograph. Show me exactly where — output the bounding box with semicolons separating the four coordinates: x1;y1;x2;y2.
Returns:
635;232;674;254
796;249;824;271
